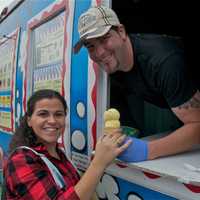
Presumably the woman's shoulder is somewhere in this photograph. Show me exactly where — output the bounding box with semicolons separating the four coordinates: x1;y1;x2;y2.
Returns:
5;147;41;167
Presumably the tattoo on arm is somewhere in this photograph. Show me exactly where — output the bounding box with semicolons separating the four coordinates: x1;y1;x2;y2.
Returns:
178;92;200;109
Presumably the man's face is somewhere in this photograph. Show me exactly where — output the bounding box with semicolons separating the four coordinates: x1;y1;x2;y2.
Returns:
84;27;126;74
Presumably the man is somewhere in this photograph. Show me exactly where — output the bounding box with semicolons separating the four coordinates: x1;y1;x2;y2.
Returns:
74;6;200;162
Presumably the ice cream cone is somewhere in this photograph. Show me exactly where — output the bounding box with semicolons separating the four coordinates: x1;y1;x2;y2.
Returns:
103;108;120;135
103;127;116;135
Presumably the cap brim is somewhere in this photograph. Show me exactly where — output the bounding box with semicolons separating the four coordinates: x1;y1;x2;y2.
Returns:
73;25;111;54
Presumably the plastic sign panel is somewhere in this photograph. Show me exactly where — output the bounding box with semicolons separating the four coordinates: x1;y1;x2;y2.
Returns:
32;12;65;92
0;28;20;132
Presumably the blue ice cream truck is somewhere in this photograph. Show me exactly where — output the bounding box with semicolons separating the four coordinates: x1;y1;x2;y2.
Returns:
0;0;199;199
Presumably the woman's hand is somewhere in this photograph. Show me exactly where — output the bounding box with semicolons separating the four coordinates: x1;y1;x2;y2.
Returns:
93;129;132;168
74;130;131;200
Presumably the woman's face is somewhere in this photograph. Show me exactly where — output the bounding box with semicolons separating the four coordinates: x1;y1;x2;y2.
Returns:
27;98;66;145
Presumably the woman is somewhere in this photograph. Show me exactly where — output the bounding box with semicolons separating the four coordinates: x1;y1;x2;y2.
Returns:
4;89;131;200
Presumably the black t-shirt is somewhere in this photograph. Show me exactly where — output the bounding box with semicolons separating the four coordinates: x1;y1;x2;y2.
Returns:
111;34;197;108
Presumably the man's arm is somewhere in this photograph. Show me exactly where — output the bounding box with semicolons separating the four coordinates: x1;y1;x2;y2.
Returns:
148;90;200;160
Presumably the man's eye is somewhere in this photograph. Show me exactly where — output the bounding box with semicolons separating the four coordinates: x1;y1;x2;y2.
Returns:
101;33;110;41
86;44;94;50
87;47;95;54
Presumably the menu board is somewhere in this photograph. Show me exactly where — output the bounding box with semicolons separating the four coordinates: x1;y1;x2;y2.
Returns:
33;12;65;93
0;29;19;131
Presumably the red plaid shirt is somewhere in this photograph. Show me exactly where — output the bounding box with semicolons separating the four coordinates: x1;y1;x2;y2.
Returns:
4;144;80;200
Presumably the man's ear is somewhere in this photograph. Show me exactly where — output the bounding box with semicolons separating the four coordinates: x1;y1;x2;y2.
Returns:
118;24;127;40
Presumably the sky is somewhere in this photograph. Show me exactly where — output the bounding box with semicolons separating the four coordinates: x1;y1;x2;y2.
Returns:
0;0;14;13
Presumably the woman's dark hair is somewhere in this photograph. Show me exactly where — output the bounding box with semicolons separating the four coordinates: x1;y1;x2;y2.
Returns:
9;89;67;152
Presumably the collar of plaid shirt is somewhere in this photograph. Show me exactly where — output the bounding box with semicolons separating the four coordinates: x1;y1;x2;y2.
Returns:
4;143;80;200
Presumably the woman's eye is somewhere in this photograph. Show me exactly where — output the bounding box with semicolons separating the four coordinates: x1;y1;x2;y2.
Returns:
55;112;65;117
38;112;48;117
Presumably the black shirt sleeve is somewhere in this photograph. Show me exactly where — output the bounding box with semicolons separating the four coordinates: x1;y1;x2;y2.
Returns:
157;52;197;107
